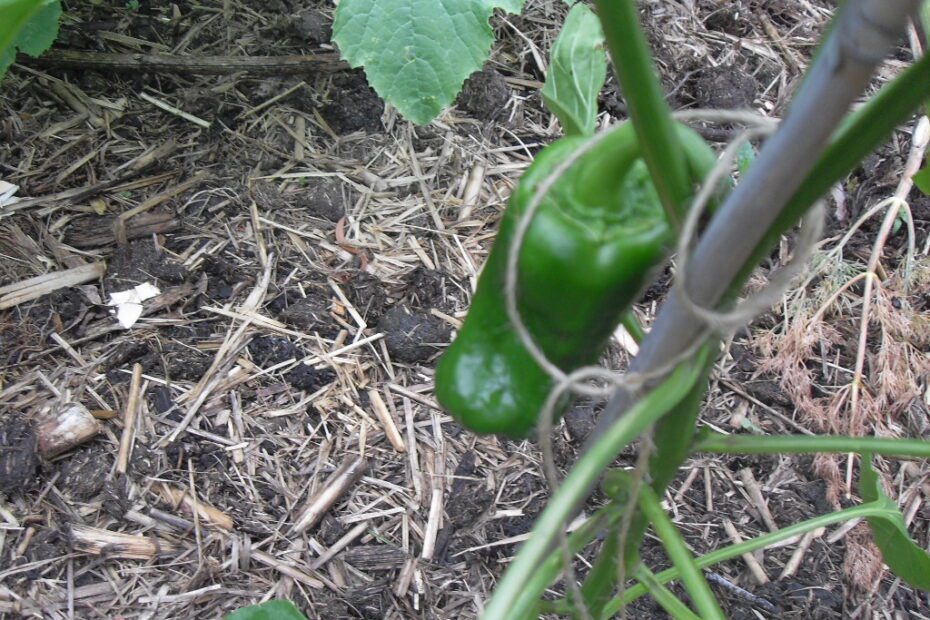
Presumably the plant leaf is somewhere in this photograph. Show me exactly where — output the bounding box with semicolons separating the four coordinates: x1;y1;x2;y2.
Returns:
541;2;606;136
0;0;60;81
225;600;308;620
333;0;523;125
859;454;930;590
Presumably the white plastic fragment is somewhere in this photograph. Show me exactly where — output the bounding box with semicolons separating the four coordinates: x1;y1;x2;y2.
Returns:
108;282;161;328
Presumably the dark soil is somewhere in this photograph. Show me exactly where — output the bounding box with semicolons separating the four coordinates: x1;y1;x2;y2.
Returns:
250;181;289;211
203;254;249;300
291;178;346;222
105;238;187;291
378;304;452;364
107;341;213;383
0;416;38;493
285;363;336;391
57;446;111;502
290;8;332;46
692;64;759;109
323;71;385;134
444;452;494;532
457;66;512;121
342;271;387;323
24;528;67;566
278;291;340;337
248;334;299;366
404;266;454;311
23;289;91;335
563;405;599;444
704;2;754;36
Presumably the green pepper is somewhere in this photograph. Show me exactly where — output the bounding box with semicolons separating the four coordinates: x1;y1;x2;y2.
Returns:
434;122;717;438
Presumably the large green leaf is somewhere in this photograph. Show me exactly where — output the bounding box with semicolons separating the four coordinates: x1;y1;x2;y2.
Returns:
859;454;930;590
225;600;308;620
541;2;606;136
332;0;523;125
0;0;60;82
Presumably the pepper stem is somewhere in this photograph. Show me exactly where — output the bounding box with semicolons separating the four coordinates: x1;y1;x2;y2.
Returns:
593;0;692;230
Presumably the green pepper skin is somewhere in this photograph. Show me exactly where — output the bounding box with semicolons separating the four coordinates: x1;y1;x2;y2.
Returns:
434;122;717;438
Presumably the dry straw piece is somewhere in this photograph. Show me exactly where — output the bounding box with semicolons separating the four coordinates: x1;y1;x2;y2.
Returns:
70;524;178;560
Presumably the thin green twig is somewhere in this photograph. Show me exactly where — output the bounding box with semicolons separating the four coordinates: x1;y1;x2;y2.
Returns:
693;432;930;459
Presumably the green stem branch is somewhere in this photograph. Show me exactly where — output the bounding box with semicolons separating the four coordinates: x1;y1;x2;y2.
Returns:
593;0;691;229
693;432;930;458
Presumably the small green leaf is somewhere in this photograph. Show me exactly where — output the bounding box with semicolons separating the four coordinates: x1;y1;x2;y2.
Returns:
859;454;930;590
13;0;58;56
914;165;930;196
333;0;523;125
541;3;606;136
0;0;61;82
225;600;308;620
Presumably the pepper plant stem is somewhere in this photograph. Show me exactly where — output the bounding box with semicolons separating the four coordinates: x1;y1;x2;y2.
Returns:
634;566;703;620
546;500;900;616
593;0;691;229
693;432;930;458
